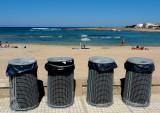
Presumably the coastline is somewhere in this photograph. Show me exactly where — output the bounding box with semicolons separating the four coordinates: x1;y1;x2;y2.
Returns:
74;27;160;32
9;43;160;47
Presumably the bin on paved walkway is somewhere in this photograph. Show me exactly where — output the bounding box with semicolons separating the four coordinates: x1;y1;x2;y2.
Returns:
123;57;155;107
6;58;39;111
45;57;75;108
87;56;117;107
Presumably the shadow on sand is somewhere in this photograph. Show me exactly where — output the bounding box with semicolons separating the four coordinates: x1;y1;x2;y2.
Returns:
120;78;125;99
82;48;90;49
38;80;45;102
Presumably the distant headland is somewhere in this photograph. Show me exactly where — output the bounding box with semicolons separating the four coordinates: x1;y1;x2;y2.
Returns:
74;23;160;32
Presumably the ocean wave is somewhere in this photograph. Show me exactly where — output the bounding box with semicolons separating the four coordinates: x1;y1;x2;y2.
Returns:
89;36;122;39
32;28;49;30
0;35;14;36
101;36;121;39
88;35;108;36
81;35;88;37
114;36;121;38
40;36;53;37
102;37;112;39
39;35;63;38
30;28;62;31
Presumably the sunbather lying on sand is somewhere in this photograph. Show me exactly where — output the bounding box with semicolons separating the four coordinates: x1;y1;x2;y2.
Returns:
132;46;149;50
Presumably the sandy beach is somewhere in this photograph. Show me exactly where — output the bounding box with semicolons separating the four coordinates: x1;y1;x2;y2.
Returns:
0;44;160;87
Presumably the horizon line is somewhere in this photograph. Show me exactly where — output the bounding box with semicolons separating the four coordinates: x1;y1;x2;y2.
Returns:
0;26;124;28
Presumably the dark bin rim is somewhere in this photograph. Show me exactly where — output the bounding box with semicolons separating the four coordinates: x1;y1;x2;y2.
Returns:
89;56;115;64
8;58;37;66
47;57;74;63
126;57;154;65
47;64;74;68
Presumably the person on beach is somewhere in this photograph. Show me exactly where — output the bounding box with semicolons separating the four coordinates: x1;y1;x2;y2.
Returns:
136;45;139;49
80;41;85;49
122;38;125;45
0;41;2;48
4;41;9;48
140;46;144;50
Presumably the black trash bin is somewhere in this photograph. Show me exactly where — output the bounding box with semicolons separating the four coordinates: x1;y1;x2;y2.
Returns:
6;58;39;111
87;56;117;107
45;57;75;108
123;57;155;107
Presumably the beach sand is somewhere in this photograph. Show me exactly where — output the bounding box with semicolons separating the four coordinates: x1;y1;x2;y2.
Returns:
0;44;160;86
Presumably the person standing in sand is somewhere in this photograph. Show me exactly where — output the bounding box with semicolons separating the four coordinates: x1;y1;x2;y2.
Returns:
122;38;125;45
80;41;85;49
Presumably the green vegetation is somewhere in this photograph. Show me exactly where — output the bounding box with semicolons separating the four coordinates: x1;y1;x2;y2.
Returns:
125;25;136;28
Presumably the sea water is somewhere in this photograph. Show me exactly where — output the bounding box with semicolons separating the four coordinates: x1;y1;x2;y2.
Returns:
0;27;160;46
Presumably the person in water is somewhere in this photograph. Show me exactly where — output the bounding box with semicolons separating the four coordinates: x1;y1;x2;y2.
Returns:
122;38;125;45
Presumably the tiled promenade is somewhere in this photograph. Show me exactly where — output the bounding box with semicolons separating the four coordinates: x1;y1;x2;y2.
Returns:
0;94;160;113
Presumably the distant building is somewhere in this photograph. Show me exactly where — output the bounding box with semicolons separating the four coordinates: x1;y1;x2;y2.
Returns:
134;24;143;28
143;23;155;29
148;24;159;29
134;23;160;29
155;23;160;29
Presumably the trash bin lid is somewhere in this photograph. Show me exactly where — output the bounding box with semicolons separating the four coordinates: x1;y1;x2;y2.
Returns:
127;57;154;65
8;58;37;65
47;57;74;63
89;56;115;64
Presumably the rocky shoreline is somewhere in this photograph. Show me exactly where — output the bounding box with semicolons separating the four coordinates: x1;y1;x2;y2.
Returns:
74;27;160;32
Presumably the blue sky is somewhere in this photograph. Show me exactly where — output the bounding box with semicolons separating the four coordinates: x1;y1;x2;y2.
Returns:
0;0;160;27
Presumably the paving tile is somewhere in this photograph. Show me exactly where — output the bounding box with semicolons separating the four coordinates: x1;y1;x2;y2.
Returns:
0;94;160;113
83;95;131;113
0;97;85;113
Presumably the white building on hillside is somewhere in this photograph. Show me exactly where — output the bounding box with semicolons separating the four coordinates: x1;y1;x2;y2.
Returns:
144;23;160;29
143;23;155;29
150;24;159;29
134;23;160;29
134;24;143;28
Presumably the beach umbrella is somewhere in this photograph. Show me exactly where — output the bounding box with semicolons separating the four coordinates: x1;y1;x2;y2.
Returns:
81;38;90;47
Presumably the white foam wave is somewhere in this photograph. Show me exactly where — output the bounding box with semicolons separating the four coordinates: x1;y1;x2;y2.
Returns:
40;36;53;37
31;28;61;31
98;37;112;39
105;37;112;38
114;36;121;38
89;36;121;39
81;35;88;37
32;28;49;30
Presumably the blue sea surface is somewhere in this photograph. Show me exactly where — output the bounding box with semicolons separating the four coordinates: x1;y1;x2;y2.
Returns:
0;27;160;46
